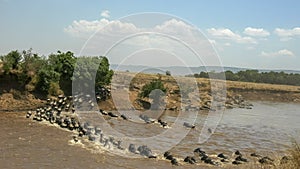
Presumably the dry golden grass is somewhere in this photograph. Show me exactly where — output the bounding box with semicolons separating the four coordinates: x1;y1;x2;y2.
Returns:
116;71;300;103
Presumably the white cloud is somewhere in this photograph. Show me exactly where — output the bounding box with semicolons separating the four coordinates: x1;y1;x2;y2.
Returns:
261;49;295;57
274;27;300;41
64;18;139;38
100;10;110;18
64;18;218;66
207;28;257;44
244;27;270;37
154;19;195;35
208;39;216;45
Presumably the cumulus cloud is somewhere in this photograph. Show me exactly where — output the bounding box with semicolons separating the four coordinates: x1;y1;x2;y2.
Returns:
64;17;218;66
261;49;295;57
274;27;300;41
154;19;195;35
100;10;110;18
207;28;257;44
244;27;270;37
64;18;205;48
64;18;139;38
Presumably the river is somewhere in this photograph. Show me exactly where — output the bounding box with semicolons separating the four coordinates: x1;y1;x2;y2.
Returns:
0;101;299;168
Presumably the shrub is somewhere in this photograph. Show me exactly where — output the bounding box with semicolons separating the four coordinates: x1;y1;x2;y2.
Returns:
139;79;167;98
48;82;63;96
166;70;171;76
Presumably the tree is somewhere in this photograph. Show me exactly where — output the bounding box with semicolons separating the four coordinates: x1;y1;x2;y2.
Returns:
139;79;166;98
1;50;22;72
225;70;239;81
96;56;114;87
73;56;113;94
36;65;60;94
139;79;167;110
51;51;76;95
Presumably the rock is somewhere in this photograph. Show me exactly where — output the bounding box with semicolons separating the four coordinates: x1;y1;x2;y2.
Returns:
137;99;151;109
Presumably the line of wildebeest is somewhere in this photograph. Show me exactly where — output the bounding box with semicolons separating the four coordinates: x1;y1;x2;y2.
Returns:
25;90;292;167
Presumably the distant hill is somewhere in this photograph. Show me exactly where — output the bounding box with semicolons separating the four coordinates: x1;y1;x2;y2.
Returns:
110;64;300;76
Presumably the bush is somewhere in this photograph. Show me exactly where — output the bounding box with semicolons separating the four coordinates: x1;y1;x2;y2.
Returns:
48;82;63;96
139;79;167;98
166;70;171;76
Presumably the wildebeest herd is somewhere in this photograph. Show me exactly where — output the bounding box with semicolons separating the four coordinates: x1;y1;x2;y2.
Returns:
25;91;291;167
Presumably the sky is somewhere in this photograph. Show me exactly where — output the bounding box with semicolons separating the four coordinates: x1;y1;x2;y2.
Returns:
1;0;300;70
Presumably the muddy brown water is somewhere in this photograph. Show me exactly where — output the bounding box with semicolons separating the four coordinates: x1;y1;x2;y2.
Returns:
0;101;299;168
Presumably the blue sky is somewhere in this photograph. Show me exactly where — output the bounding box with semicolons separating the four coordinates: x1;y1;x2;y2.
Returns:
1;0;300;70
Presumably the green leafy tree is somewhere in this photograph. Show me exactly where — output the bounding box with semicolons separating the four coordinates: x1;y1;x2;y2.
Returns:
48;51;76;95
73;56;113;93
36;65;60;94
1;50;22;72
18;49;44;88
96;56;114;87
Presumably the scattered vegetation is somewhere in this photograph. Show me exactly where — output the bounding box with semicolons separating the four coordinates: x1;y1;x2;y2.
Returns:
191;70;300;86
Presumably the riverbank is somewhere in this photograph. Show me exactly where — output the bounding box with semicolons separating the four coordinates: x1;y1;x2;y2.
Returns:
1;71;300;111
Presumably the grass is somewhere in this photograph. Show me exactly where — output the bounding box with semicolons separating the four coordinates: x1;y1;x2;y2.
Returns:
285;140;300;168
